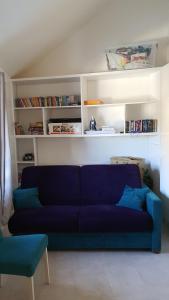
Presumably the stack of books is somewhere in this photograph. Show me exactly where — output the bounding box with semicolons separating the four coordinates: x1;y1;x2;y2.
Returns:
84;126;116;135
15;95;81;107
28;122;43;135
126;119;157;133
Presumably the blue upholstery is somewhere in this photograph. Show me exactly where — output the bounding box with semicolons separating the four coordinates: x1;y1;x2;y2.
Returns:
44;190;161;252
8;165;162;252
116;185;149;211
13;187;42;209
81;164;142;205
9;206;79;233
146;190;162;252
21;165;81;205
46;232;152;250
79;205;152;232
0;234;48;277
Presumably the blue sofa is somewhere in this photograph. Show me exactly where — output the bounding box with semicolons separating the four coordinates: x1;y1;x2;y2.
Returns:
8;164;162;252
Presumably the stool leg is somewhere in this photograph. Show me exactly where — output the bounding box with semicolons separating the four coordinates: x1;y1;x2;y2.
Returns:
30;276;35;300
44;248;50;284
0;274;2;287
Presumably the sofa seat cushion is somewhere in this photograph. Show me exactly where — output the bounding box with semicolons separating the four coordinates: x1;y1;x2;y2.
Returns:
79;205;153;233
8;206;79;234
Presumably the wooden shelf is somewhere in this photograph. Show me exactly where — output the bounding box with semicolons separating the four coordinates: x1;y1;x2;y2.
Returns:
12;66;161;84
83;97;158;108
125;132;159;136
15;134;83;138
14;105;81;110
15;135;44;138
15;132;159;138
12;75;81;85
17;161;35;164
83;132;159;137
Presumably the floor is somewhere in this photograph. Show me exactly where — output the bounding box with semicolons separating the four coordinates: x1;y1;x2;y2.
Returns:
1;229;169;300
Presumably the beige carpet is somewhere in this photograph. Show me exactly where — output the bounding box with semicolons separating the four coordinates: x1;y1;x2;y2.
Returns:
1;230;169;300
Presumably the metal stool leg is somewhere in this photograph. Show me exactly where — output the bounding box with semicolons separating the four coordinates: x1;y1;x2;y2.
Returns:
44;248;50;284
0;274;2;287
30;276;35;300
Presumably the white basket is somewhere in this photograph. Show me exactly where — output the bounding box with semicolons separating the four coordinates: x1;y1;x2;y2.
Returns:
111;156;145;178
106;41;158;70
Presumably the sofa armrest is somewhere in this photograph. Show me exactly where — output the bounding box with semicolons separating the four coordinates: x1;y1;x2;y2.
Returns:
146;190;162;253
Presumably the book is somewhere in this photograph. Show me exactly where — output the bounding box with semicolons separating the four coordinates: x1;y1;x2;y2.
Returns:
135;120;142;133
142;119;155;132
125;121;129;133
129;120;135;132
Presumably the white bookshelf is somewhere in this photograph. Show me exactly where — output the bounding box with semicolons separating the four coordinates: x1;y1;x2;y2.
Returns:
11;66;162;183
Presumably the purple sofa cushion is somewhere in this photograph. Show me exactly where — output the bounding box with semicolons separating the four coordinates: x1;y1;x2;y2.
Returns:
21;166;81;205
8;206;79;234
79;205;152;232
80;165;142;205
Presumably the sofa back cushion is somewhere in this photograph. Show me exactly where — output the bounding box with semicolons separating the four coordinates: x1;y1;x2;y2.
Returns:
80;164;142;205
21;166;81;205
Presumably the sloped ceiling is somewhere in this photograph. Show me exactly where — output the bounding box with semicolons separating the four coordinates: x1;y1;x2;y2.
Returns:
0;0;110;77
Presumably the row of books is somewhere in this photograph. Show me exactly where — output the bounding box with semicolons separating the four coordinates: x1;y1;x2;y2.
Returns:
15;95;81;107
125;119;157;133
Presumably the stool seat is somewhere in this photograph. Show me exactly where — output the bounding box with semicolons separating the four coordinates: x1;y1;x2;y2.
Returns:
0;234;48;277
0;233;50;300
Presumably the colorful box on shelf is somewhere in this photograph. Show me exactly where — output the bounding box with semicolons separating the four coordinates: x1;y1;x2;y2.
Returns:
84;99;104;105
48;118;81;135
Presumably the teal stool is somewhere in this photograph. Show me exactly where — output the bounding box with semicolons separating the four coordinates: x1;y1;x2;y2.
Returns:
0;232;50;300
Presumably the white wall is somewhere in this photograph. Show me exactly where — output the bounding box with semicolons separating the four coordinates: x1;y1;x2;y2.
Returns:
19;0;169;77
36;136;160;192
0;0;110;77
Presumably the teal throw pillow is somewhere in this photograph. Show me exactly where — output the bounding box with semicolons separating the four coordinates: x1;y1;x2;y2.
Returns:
13;187;42;209
116;185;149;211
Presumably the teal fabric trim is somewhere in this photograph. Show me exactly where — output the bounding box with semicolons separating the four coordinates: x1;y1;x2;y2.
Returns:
116;185;149;211
13;187;42;209
146;190;162;252
0;234;48;277
46;232;152;251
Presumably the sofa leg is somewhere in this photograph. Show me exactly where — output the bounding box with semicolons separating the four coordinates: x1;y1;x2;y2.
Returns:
152;249;161;254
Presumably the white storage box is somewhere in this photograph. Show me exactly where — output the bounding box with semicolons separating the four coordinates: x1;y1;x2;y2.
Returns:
48;122;81;134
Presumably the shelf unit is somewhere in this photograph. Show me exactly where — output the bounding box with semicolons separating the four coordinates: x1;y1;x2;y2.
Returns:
11;66;161;183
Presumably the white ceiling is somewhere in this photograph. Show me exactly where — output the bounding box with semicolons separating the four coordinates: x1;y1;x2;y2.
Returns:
0;0;110;76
